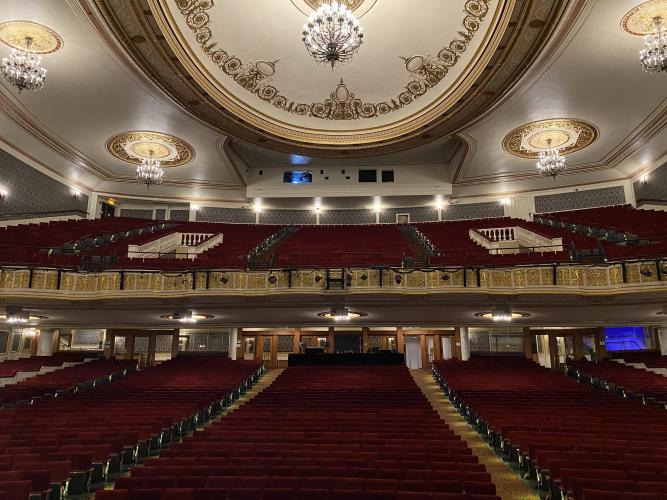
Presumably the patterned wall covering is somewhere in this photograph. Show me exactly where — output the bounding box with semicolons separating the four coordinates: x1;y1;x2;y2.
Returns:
469;331;491;352
180;329;230;352
442;202;505;220
169;209;190;221
120;209;154;219
263;337;271;353
319;209;376;225
197;207;256;224
114;336;126;354
260;210;315;225
0;148;88;219
154;208;167;220
277;335;295;353
23;335;32;350
72;329;103;347
134;336;149;354
10;332;21;352
534;186;626;214
634;161;667;203
155;334;173;353
0;331;8;354
380;206;438;224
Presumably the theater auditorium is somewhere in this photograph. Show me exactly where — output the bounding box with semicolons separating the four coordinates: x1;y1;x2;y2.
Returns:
0;0;666;499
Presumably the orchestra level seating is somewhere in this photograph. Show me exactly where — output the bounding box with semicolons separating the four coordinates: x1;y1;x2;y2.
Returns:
433;357;667;500
100;364;500;500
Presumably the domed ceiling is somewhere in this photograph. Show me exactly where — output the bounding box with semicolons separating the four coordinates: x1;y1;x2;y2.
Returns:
99;0;562;156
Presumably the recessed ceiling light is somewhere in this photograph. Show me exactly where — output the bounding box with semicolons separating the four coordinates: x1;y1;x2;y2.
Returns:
317;309;367;321
160;313;214;322
475;311;529;320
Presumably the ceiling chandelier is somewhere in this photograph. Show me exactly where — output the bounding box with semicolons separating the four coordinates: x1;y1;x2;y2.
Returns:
302;0;364;69
135;150;164;188
536;138;567;179
0;36;47;94
640;16;667;74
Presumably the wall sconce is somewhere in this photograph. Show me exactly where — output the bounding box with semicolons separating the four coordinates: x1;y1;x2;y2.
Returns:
0;189;7;201
640;175;649;185
71;189;81;198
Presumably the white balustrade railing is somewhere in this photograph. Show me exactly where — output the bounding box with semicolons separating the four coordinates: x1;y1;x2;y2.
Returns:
128;232;221;259
469;227;563;255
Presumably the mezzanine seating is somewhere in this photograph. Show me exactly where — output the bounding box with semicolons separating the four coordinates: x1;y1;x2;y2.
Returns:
433;357;667;500
0;356;261;499
0;352;95;380
106;364;499;500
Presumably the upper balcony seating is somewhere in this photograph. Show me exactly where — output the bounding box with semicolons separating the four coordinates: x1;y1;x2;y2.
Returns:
568;359;667;403
616;352;667;369
0;356;261;499
416;218;586;267
433;357;667;500
109;364;500;500
0;352;96;379
271;225;415;268
537;205;667;260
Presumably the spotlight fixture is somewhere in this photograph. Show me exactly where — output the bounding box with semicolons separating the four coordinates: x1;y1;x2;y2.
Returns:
314;275;322;283
219;275;229;285
640;267;654;277
360;274;368;281
268;274;278;285
640;16;667;74
394;274;402;285
441;273;450;281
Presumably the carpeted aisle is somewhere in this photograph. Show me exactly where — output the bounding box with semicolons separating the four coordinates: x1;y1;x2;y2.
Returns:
411;369;537;500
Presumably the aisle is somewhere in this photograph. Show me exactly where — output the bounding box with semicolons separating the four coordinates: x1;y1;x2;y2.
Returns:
411;369;537;500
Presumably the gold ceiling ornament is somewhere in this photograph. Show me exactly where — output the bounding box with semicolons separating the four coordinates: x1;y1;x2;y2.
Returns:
502;119;599;159
105;131;195;167
0;20;62;54
621;0;667;36
176;0;491;121
304;0;365;12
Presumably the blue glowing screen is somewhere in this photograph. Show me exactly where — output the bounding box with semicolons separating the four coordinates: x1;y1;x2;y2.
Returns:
283;171;313;184
289;154;311;165
604;326;646;351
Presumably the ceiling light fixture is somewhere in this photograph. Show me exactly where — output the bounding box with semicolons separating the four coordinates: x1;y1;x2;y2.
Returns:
536;138;567;179
1;36;47;94
161;312;214;322
318;307;366;321
476;309;528;321
135;150;164;188
302;0;364;69
640;16;667;74
4;307;30;324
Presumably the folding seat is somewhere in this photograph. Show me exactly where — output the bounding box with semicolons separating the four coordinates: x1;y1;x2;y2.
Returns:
206;476;238;488
128;490;162;500
334;477;366;490
296;489;330;500
301;477;333;490
194;488;227;500
463;481;495;495
366;479;399;492
270;477;301;489
228;487;261;500
399;480;431;492
582;491;660;500
238;476;270;489
330;490;364;500
396;493;432;500
430;495;465;500
263;488;296;500
161;488;196;500
431;480;463;493
0;481;32;500
95;491;129;500
177;477;208;489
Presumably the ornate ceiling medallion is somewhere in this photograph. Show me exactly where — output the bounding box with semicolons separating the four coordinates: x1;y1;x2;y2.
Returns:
502;119;599;159
175;0;491;121
621;0;667;36
0;21;62;54
305;0;365;12
106;131;195;167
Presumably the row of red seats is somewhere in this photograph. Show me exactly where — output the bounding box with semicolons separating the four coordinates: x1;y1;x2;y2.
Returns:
0;351;96;378
106;365;499;500
0;356;261;499
433;357;667;499
618;352;667;369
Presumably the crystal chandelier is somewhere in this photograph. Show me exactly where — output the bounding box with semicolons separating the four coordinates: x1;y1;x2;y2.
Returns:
640;16;667;74
302;0;364;69
536;138;567;179
0;37;47;94
135;151;164;188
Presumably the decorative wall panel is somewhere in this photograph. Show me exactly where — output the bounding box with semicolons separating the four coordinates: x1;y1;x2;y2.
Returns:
534;186;626;214
260;210;315;225
277;335;295;353
114;336;126;354
0;148;88;219
319;209;376;225
380;206;438;224
180;329;230;352
134;336;149;354
154;208;167;220
169;209;190;221
0;331;8;354
634;161;667;203
10;332;21;352
442;202;504;220
155;334;173;353
197;207;256;224
72;329;103;347
120;209;153;219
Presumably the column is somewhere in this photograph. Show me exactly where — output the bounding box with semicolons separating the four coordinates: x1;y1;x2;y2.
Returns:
362;327;370;353
36;330;55;356
442;336;453;360
188;204;197;222
459;327;470;361
432;335;442;361
658;327;667;356
236;328;245;360
171;329;179;359
105;330;116;359
86;192;99;219
126;333;136;362
293;328;301;354
30;332;38;357
396;327;405;354
229;328;238;360
327;326;334;353
420;334;428;368
147;334;157;367
548;334;559;371
523;327;533;360
572;332;585;361
594;327;607;360
453;328;463;360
